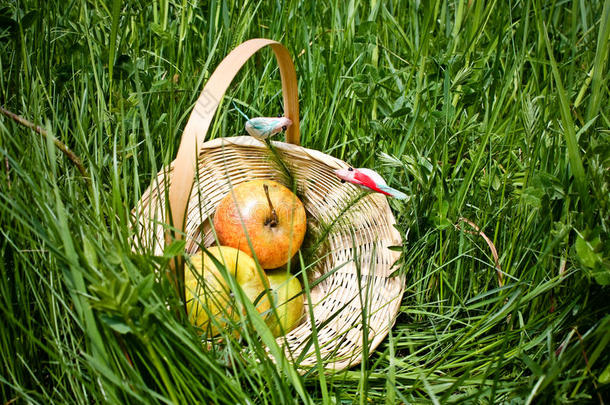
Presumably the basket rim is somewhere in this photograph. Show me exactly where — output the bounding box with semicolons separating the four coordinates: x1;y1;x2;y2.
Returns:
198;135;347;170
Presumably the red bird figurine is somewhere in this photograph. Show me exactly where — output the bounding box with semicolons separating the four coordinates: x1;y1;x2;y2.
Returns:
334;167;407;199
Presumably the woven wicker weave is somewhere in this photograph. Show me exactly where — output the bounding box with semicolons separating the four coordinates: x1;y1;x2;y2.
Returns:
132;39;404;371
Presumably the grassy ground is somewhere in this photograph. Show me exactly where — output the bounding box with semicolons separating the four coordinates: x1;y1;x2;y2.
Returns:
1;0;609;403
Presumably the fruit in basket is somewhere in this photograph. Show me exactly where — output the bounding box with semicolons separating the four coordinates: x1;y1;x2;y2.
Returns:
265;269;304;337
185;246;270;336
213;179;307;269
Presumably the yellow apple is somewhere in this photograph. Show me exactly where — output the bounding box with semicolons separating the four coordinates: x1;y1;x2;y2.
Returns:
213;179;307;269
185;246;270;336
265;269;304;337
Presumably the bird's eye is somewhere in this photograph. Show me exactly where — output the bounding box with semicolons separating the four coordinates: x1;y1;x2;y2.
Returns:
282;126;287;131
348;167;354;171
341;179;346;183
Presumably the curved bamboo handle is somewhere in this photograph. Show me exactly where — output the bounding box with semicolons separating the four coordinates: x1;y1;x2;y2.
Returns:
166;39;300;297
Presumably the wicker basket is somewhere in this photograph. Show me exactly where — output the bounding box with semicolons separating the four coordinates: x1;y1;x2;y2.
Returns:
132;39;404;371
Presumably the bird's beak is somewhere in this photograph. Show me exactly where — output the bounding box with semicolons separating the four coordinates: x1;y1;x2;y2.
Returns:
334;168;350;181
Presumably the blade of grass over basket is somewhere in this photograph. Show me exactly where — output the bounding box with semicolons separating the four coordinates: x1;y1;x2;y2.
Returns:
263;139;298;193
295;279;365;366
302;190;369;261
164;39;300;302
299;252;329;401
197;247;312;404
353;233;370;402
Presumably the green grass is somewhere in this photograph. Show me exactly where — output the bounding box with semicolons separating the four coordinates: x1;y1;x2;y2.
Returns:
1;0;609;403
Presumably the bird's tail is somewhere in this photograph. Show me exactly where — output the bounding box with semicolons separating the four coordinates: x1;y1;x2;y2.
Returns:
378;185;408;200
232;101;250;121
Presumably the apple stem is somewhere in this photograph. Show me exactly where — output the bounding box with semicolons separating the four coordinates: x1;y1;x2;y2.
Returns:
263;184;279;227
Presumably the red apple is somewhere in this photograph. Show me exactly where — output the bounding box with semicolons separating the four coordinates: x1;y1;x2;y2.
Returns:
213;180;307;269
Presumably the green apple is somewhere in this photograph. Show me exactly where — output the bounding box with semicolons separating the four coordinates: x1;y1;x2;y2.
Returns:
265;269;304;337
185;246;270;336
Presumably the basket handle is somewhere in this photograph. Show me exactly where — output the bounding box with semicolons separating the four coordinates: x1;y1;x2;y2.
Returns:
166;39;300;295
